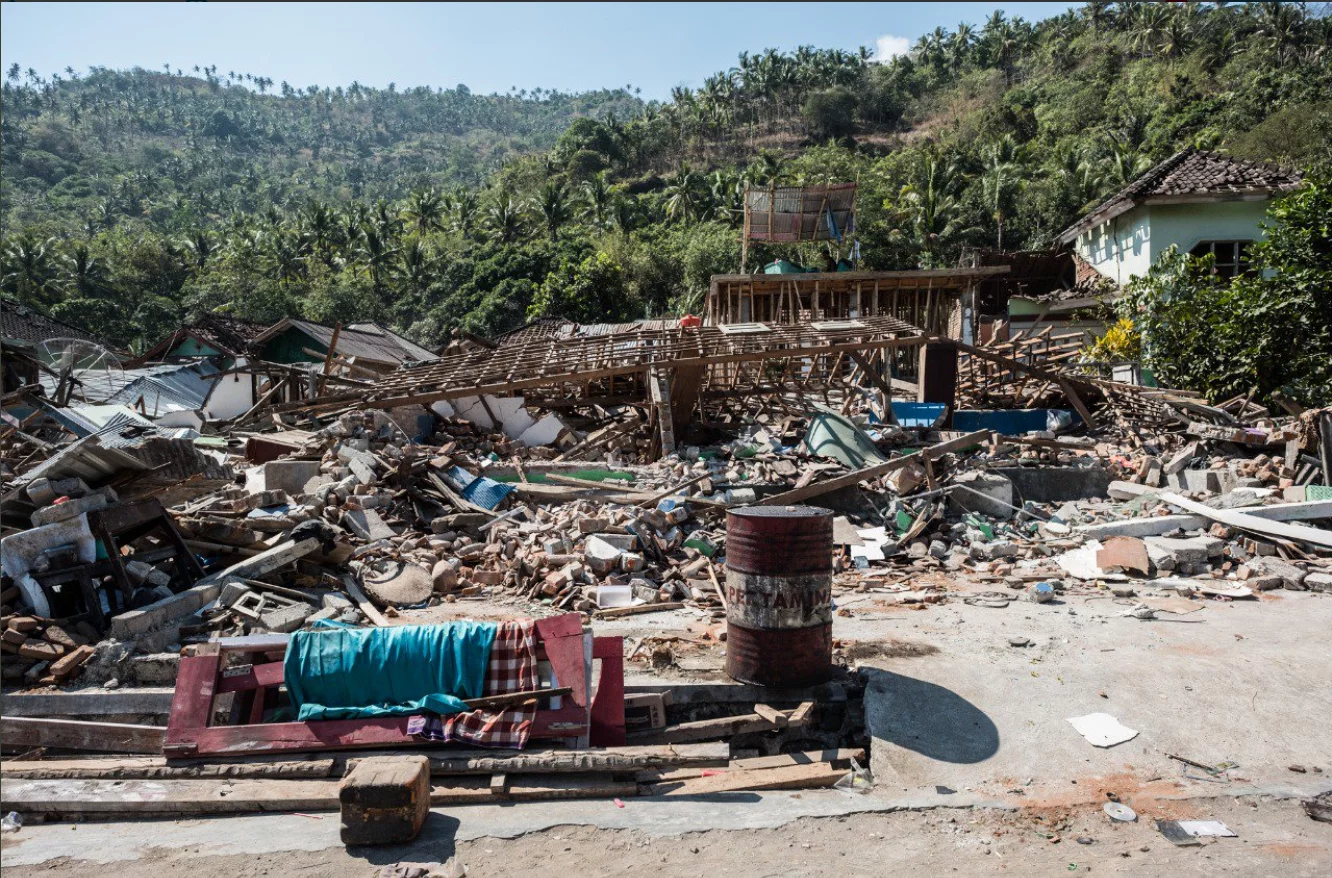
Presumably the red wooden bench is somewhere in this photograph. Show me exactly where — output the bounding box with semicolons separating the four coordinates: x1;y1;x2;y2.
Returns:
164;614;624;759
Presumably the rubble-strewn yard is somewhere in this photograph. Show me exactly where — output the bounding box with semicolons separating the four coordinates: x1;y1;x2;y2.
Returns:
3;311;1331;872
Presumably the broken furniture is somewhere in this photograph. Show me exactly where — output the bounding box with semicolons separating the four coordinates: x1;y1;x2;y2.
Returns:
164;613;625;758
88;498;207;601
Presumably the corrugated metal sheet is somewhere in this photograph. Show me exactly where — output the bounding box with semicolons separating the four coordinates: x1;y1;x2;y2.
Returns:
39;360;221;416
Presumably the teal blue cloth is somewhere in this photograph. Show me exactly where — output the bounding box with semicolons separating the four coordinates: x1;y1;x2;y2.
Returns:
284;621;497;721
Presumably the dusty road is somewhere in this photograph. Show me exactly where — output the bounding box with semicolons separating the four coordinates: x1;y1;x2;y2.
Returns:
4;795;1330;877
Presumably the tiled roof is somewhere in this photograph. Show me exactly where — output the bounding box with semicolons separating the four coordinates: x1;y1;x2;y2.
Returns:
1058;149;1303;243
1;296;110;350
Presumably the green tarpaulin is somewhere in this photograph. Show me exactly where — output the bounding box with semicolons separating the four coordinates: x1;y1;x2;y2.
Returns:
284;621;497;721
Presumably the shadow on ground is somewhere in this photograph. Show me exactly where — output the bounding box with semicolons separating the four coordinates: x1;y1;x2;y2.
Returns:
344;811;460;867
862;668;999;764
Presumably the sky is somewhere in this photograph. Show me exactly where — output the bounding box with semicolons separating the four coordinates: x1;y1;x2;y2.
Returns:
1;2;1077;101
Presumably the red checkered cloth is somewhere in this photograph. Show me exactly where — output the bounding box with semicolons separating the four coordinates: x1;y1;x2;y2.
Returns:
406;619;538;749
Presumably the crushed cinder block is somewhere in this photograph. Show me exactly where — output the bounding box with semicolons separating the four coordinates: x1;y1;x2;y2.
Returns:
1144;535;1224;567
260;601;316;633
1239;556;1308;590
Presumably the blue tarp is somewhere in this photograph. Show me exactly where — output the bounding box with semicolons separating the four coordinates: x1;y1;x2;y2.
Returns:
952;409;1080;435
890;402;949;429
284;621;497;721
446;465;516;511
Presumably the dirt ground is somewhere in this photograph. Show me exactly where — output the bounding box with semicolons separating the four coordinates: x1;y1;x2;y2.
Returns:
5;795;1330;877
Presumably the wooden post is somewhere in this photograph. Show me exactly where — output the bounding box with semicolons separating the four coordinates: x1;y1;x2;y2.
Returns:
918;340;959;426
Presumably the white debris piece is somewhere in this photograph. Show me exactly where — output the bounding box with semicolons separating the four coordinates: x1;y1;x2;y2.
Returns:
1067;712;1139;748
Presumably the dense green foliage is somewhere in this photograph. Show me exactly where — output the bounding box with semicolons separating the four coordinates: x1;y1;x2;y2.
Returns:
1120;165;1332;406
4;2;1331;368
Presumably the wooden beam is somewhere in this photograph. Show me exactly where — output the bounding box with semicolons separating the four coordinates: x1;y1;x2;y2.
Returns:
1;717;164;755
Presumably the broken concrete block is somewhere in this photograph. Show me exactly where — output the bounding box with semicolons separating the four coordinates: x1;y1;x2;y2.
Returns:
1304;572;1332;592
260;602;316;633
125;559;172;589
949;471;1015;519
1144;535;1224;567
968;540;1020;562
1239;556;1307;590
343;509;396;541
262;460;323;494
347;457;377;485
322;592;354;611
584;535;626;575
128;652;181;685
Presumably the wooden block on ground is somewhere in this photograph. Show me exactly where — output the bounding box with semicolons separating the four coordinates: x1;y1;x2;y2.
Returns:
339;755;430;846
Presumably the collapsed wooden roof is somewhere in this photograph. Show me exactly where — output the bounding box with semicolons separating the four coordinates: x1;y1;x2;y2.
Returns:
366;314;928;409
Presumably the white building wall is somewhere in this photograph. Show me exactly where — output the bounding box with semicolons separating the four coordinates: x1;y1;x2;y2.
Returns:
202;357;256;421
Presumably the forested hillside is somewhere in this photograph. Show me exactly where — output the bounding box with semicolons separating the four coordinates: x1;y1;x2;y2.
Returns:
3;1;1330;353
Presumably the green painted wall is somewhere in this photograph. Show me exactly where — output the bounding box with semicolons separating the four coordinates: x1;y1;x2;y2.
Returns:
259;328;324;364
170;337;222;357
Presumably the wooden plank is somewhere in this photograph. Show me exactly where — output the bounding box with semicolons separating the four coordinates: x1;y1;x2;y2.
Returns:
343;573;391;626
596;602;685;618
2;773;640;818
1;717;164;755
1;757;336;780
627;712;784;745
3;745;729;781
758;430;990;506
640;761;848;797
636;748;861;783
1;689;176;718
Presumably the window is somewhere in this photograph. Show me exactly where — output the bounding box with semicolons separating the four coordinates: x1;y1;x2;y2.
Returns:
1189;240;1254;280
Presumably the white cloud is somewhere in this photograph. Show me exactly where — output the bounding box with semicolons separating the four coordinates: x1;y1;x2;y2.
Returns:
872;34;911;63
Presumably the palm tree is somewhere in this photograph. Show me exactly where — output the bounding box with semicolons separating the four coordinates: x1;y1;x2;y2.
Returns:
1254;1;1304;68
894;152;976;267
1;235;58;306
581;173;614;230
534;180;571;242
402;188;445;235
181;230;215;270
485;192;525;244
610;197;638;238
356;225;400;296
663;164;704;223
59;242;112;299
449;188;479;240
979;136;1025;250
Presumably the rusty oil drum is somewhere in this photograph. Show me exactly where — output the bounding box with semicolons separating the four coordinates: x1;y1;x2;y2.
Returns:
724;505;833;688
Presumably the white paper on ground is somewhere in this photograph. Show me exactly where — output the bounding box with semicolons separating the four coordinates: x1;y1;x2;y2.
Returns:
1177;820;1236;837
1067;712;1139;747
